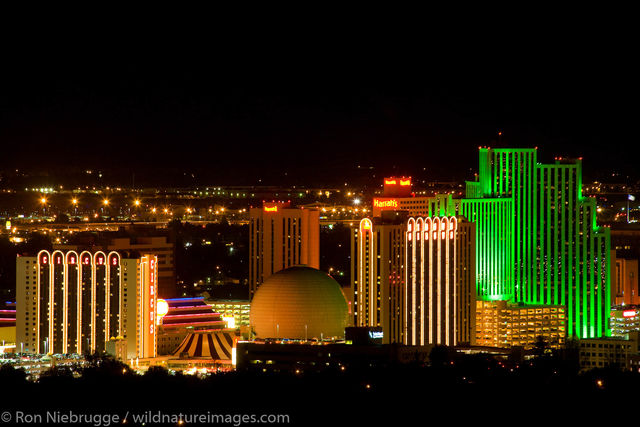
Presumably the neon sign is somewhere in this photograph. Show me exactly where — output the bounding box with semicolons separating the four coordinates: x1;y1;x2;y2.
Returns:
400;179;411;186
385;179;397;185
623;310;637;318
264;206;278;212
144;256;158;357
373;199;398;208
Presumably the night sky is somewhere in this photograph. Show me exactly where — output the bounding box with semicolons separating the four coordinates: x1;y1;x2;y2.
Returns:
1;22;636;186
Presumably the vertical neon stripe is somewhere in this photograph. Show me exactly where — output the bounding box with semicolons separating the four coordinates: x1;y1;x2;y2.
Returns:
568;167;574;333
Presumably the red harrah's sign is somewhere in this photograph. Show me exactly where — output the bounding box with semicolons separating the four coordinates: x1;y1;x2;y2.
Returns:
373;199;398;208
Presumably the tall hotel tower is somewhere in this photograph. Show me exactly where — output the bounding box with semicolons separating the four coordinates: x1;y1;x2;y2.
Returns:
465;148;611;338
404;216;476;346
351;191;476;345
249;202;320;298
16;250;158;358
350;211;407;344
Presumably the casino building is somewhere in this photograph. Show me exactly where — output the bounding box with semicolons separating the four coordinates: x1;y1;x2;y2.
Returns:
350;212;407;344
16;250;158;359
372;177;432;217
156;297;227;355
352;177;477;346
404;216;476;346
377;147;613;340
465;148;612;338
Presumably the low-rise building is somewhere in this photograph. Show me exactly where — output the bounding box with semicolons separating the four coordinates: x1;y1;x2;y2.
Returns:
476;300;566;349
579;333;639;371
205;299;250;329
610;305;640;336
156;297;227;355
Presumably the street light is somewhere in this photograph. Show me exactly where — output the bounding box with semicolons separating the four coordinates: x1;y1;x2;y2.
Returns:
40;197;47;215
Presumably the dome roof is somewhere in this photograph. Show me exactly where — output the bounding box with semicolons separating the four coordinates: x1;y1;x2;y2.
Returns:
250;266;348;339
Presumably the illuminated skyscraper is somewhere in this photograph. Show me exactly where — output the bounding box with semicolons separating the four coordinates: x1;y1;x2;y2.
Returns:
404;216;476;346
458;198;514;301
350;211;407;343
352;179;477;346
249;202;319;298
411;193;515;302
465;148;612;338
16;251;158;358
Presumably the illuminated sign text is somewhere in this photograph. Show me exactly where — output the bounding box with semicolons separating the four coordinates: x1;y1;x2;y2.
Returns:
373;199;398;208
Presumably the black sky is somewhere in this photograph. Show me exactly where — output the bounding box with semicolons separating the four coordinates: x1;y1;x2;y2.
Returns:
1;18;637;186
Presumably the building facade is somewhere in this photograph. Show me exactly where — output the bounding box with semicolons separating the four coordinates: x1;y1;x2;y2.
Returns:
156;297;227;355
372;177;432;217
465;148;612;338
476;300;566;348
614;257;638;306
579;333;638;371
205;299;251;328
249;202;319;298
16;251;158;359
404;216;476;346
610;305;640;337
107;237;175;298
56;235;176;298
350;212;406;344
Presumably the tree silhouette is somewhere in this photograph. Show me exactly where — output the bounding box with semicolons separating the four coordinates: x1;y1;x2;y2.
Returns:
533;335;550;358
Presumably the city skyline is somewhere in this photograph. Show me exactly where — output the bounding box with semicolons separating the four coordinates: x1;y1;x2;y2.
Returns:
3;20;640;423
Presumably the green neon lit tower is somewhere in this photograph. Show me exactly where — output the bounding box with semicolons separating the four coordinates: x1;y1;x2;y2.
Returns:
425;192;515;301
463;147;611;338
458;198;514;301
